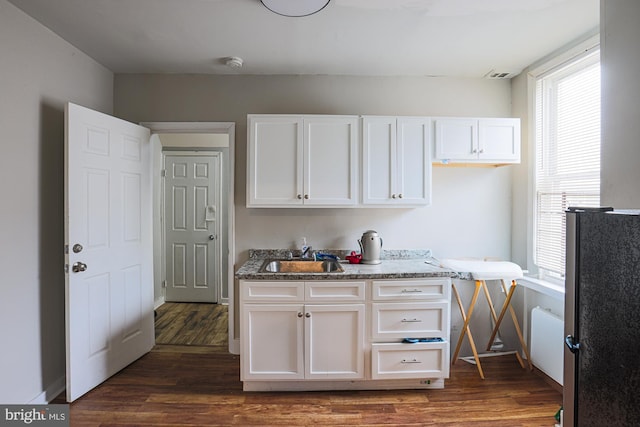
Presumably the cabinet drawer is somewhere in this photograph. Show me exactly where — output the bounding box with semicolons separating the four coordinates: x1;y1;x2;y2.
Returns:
241;281;304;302
372;302;448;339
305;281;365;302
372;279;450;301
371;342;449;379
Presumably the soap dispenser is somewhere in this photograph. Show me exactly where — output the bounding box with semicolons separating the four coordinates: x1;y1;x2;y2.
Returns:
300;237;311;258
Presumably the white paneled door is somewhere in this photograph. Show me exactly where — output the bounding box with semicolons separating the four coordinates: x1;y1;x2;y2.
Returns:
65;103;154;402
164;154;221;303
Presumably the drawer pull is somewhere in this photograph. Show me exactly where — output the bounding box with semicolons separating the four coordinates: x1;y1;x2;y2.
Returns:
401;358;422;364
401;289;423;293
401;318;422;323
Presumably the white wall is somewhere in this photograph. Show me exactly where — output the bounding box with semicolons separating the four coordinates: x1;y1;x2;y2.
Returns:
600;0;640;208
114;74;514;261
0;0;113;403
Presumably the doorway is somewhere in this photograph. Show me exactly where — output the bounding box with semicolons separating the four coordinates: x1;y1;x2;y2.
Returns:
144;122;237;354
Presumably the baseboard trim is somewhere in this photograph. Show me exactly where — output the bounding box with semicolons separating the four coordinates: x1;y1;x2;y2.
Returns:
229;338;240;355
533;366;563;394
29;375;66;404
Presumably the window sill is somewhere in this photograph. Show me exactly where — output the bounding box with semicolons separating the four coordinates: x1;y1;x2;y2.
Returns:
517;276;565;300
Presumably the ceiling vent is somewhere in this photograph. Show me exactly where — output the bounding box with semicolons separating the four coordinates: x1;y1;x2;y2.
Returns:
484;70;518;79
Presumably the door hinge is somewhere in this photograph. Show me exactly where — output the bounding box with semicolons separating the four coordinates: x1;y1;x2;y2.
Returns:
64;244;69;254
161;169;166;177
64;264;69;274
162;280;167;288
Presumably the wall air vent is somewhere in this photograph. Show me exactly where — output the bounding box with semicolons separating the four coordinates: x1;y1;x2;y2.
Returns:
484;69;518;79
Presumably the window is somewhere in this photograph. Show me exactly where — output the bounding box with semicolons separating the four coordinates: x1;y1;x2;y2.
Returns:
534;48;601;280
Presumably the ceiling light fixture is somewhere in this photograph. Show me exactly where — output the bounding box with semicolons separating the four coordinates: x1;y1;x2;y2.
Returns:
261;0;331;17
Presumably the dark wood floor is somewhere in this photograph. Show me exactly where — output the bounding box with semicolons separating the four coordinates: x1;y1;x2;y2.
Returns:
63;345;562;426
155;302;228;346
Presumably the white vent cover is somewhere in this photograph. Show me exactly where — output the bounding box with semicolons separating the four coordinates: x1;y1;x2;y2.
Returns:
484;69;518;79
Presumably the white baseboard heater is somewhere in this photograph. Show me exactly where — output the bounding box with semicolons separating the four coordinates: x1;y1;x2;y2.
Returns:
530;306;563;385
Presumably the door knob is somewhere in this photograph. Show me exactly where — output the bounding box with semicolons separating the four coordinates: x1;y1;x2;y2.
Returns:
209;234;216;240
72;262;87;273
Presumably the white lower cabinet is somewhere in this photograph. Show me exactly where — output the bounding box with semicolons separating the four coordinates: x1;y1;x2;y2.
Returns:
240;277;451;390
370;279;451;380
240;281;365;382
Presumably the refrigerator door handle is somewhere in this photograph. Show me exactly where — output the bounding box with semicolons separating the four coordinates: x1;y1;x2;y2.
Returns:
565;335;581;354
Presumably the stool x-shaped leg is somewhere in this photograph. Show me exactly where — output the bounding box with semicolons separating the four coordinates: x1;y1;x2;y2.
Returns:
451;280;485;379
484;279;533;371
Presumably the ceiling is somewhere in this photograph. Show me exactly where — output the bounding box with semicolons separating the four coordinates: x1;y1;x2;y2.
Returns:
8;0;599;78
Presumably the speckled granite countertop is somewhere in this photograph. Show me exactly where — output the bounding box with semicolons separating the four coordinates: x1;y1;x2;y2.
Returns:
235;249;461;281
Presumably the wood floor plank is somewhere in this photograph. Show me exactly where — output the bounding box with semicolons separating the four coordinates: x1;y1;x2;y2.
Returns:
59;345;561;426
155;302;228;346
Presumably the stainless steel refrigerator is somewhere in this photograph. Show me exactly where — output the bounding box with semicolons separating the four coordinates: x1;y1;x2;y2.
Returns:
564;207;640;426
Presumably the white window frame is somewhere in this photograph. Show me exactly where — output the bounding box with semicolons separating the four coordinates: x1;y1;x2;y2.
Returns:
527;35;601;285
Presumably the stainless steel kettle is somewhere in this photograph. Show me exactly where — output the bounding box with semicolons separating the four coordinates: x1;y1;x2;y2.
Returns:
358;230;383;265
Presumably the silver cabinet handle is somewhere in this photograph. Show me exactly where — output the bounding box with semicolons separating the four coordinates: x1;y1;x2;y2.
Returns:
304;194;309;200
401;318;422;323
209;234;216;240
297;312;303;318
297;194;303;200
401;359;422;364
72;262;87;273
305;312;311;318
401;289;423;293
398;194;403;199
391;194;397;199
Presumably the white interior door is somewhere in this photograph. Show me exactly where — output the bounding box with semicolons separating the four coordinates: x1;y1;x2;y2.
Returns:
164;153;220;303
65;103;153;402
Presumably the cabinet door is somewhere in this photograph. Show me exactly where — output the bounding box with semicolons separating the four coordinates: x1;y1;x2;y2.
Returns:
396;117;431;205
304;116;358;206
433;118;478;161
247;115;303;207
362;116;396;205
304;304;365;379
478;118;521;162
241;304;304;380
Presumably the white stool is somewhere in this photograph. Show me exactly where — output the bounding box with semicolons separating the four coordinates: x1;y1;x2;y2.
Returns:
442;259;533;379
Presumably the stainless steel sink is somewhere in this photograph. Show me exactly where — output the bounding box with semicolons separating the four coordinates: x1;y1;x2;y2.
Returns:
259;259;344;273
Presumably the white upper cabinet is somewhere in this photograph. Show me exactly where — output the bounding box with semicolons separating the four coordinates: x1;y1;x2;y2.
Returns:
247;115;358;207
247;115;302;206
433;117;521;164
362;116;431;206
304;116;359;206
